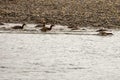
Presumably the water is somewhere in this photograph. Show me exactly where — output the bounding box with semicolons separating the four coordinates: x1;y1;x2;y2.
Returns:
0;31;120;80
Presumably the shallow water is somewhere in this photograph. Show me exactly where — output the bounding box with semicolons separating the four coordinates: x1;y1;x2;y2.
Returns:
0;31;120;80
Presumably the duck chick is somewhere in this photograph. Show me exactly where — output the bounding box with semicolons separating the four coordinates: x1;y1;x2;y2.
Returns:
97;31;113;36
12;23;26;29
41;24;54;32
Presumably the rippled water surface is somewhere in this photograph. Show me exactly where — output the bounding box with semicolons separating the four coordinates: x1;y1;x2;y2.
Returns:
0;31;120;80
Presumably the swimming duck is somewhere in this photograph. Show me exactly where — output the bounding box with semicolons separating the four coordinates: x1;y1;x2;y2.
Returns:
96;28;107;32
12;23;26;29
0;22;4;25
40;24;54;32
97;31;113;36
71;27;79;30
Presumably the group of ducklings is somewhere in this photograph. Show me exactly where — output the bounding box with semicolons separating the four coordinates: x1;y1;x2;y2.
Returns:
0;22;113;36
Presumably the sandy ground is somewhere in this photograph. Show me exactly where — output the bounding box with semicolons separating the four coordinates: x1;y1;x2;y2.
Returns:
0;24;120;80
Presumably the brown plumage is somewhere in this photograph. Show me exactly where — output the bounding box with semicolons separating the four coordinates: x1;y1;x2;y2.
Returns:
71;27;79;30
0;22;4;25
97;31;113;36
96;28;107;32
40;24;54;32
12;24;26;29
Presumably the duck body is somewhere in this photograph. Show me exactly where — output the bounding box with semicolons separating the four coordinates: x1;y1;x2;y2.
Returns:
35;24;45;28
12;26;23;29
0;22;4;25
41;27;50;32
40;24;54;32
97;31;113;36
71;27;79;30
12;24;26;29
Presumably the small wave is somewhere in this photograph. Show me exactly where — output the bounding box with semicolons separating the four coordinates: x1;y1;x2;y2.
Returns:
67;67;88;70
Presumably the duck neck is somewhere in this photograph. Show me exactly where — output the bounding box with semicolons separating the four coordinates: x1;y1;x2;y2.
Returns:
22;24;25;28
49;25;54;30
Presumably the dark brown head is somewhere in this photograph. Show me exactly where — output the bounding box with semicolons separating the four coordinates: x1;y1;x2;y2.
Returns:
21;23;26;28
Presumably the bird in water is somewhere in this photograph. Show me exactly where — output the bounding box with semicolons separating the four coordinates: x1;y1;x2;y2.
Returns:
71;27;79;30
0;22;4;25
96;28;107;32
35;24;45;28
12;23;26;29
40;24;54;32
68;25;79;30
97;31;113;36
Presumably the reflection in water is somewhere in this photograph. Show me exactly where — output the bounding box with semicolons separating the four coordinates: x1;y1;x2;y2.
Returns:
0;32;120;80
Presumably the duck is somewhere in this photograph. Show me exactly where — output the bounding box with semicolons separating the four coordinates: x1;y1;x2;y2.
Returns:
12;23;26;29
96;28;107;32
0;22;4;25
71;27;79;30
40;24;54;32
97;31;113;36
82;28;86;30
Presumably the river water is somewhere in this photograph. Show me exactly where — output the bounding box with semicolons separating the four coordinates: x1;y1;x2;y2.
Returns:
0;31;120;80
